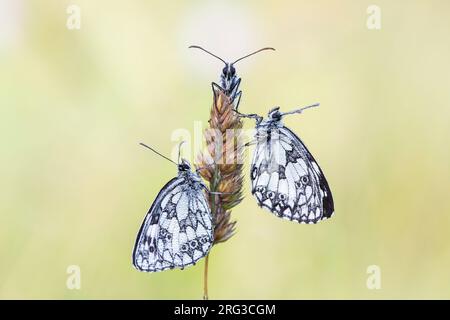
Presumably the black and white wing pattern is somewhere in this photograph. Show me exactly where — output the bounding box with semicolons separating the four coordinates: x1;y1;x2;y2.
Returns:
132;177;213;272
251;127;334;224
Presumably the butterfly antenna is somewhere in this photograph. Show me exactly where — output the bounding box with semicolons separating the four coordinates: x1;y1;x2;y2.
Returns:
139;143;177;166
282;103;320;116
232;47;275;65
189;45;227;65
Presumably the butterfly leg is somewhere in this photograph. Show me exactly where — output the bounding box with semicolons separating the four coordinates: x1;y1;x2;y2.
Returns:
244;140;257;147
201;184;234;195
211;82;225;108
232;109;263;124
233;91;242;110
229;78;242;107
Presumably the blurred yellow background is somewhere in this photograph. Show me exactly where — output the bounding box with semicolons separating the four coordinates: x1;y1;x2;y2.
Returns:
1;0;450;299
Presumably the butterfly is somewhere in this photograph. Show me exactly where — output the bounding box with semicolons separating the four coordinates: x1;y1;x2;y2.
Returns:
236;104;334;224
132;143;214;272
189;45;275;109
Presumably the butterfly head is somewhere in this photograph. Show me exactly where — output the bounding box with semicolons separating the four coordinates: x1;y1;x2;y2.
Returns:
178;159;191;172
253;107;283;134
222;63;236;82
189;45;274;92
178;159;205;188
268;107;283;121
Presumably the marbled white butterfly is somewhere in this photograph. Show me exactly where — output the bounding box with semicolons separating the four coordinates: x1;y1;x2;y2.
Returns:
237;105;334;224
132;143;213;272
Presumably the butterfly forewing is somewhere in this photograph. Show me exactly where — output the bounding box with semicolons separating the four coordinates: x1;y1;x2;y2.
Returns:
250;126;334;224
133;175;213;272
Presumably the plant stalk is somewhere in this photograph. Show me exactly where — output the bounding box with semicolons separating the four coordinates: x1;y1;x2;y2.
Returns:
203;253;209;300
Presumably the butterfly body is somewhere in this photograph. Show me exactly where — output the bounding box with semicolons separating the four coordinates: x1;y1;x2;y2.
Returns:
248;107;334;224
217;64;242;107
132;159;213;272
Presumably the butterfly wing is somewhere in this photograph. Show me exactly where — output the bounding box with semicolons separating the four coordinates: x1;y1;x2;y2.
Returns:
132;177;213;272
251;126;334;224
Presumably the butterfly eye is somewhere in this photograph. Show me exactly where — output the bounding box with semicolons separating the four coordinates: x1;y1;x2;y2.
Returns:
189;240;198;249
301;176;309;184
271;112;281;120
230;65;236;76
222;66;228;75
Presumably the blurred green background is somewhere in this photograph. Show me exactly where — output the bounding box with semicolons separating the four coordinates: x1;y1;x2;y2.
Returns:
1;0;450;299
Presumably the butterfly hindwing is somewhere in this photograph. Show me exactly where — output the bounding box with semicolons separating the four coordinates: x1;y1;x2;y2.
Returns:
251;126;334;224
132;176;213;272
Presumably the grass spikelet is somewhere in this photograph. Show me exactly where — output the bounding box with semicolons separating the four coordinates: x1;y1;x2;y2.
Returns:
196;87;245;299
